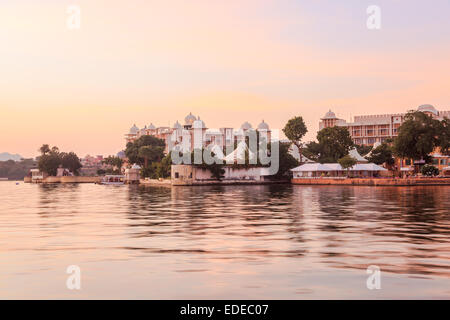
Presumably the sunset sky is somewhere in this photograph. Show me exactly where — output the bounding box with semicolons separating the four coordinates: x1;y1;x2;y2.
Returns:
1;0;450;158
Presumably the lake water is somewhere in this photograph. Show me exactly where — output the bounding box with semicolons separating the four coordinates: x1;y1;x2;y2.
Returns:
0;181;449;299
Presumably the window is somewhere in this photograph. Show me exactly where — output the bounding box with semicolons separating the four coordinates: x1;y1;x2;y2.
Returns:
175;172;179;178
432;159;439;165
441;159;447;165
405;159;411;166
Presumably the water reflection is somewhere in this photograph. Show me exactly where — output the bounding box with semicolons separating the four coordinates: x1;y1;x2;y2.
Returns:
0;182;449;298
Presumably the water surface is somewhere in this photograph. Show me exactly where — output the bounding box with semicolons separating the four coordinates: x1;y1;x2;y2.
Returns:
0;181;449;299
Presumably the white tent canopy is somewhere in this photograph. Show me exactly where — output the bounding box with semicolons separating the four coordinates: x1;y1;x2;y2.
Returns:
222;141;257;163
349;148;369;163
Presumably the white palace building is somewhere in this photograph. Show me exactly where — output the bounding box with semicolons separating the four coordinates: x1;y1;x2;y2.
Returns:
125;112;272;154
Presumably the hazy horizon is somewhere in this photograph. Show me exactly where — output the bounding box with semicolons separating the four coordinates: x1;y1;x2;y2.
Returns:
1;0;450;158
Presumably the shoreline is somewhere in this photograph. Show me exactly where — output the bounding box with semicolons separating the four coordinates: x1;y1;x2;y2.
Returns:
292;177;450;186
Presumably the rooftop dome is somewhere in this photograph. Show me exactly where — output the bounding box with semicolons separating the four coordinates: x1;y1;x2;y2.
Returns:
129;124;139;134
148;123;156;130
240;121;252;130
322;109;337;119
193;116;206;129
185;112;197;125
257;120;269;130
172;120;182;129
417;104;438;116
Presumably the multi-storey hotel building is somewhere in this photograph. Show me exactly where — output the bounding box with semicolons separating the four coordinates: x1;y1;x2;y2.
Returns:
319;104;450;146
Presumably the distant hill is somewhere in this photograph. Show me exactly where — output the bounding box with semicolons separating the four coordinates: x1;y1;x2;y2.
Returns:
0;152;23;161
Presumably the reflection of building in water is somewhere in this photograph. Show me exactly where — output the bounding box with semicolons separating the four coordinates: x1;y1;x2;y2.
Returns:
319;105;450;146
125;113;272;153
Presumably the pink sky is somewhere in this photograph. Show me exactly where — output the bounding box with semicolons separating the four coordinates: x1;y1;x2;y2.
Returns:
1;0;450;158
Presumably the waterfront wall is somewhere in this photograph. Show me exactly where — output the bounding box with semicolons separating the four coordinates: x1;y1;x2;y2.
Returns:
140;179;172;186
291;178;450;186
24;176;101;183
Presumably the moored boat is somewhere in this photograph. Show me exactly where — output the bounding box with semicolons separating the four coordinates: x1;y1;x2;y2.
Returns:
100;175;125;185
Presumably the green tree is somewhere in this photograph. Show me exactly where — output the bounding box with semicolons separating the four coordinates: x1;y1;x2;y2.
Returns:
421;164;439;176
393;111;440;162
355;145;373;157
39;144;51;155
61;152;82;175
274;142;299;179
125;135;166;166
102;156;123;170
138;145;164;169
38;151;61;176
338;155;357;176
37;145;82;176
158;154;172;178
305;127;354;163
283;116;308;162
366;143;395;167
437;117;450;155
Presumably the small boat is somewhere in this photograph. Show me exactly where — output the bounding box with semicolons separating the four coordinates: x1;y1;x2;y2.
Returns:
100;175;125;185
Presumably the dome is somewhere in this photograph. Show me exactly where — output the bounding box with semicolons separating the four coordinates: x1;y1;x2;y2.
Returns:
257;120;269;130
193;116;206;129
184;112;197;125
116;151;126;159
172;120;182;129
417;104;438;116
129;124;139;134
148;123;156;130
240;121;252;130
321;109;337;119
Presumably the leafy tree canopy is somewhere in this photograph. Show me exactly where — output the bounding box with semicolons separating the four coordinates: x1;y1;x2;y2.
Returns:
421;164;439;177
37;145;82;176
338;154;357;171
125;135;166;168
366;143;395;166
305;127;354;163
283;116;308;150
393;111;441;161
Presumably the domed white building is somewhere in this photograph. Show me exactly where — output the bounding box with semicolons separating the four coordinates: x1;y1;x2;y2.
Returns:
240;121;252;130
129;124;139;135
193;117;206;129
172;121;182;130
417;104;439;116
257;120;270;131
184;112;197;126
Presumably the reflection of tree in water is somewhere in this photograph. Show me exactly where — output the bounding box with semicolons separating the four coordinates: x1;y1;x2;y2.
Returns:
314;186;450;277
38;183;80;217
125;184;308;258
